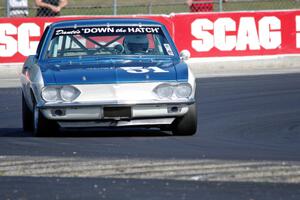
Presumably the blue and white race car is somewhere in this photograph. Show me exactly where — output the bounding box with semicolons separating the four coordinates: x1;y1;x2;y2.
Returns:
20;18;197;136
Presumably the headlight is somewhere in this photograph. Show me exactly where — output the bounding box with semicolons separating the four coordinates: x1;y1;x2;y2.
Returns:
60;86;80;102
175;83;192;98
154;84;174;99
154;83;193;99
41;87;60;102
42;86;80;102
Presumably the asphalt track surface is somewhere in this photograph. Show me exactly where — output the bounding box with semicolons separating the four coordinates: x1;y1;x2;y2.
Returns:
1;74;300;200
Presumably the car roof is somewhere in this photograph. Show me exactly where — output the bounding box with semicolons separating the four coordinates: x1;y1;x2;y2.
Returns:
50;18;163;28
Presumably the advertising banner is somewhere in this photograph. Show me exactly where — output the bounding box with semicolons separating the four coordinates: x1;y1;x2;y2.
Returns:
1;10;300;63
172;11;300;58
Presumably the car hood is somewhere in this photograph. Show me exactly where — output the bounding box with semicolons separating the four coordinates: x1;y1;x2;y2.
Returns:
41;58;188;85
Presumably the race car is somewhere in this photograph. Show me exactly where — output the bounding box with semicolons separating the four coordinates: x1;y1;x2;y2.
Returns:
20;18;197;136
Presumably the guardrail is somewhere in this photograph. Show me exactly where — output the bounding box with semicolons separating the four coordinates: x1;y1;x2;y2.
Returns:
1;10;300;63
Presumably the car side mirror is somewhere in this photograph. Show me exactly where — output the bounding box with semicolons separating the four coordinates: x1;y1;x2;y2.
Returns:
180;50;191;61
23;55;37;70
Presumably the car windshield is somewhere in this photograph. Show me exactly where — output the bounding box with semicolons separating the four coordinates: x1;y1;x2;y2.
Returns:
46;25;175;58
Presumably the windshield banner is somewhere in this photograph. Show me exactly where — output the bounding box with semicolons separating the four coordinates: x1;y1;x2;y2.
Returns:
53;26;163;38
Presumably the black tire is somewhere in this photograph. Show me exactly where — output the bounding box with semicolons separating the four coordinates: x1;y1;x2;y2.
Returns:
33;104;58;137
171;104;198;136
22;92;34;132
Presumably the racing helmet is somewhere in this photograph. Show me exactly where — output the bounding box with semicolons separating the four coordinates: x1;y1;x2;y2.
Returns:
123;34;149;54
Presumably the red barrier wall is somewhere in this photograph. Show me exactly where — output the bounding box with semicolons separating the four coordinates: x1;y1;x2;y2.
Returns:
1;10;300;63
173;11;300;58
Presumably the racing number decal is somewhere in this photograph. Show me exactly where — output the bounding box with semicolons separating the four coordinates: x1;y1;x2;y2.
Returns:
121;67;169;74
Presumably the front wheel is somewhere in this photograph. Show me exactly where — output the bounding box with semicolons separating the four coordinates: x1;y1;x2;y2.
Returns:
33;105;58;137
171;104;198;136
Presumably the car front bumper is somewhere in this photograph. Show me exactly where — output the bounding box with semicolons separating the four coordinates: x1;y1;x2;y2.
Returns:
38;100;194;127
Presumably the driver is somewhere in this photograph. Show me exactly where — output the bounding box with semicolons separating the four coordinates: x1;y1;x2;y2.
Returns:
123;34;149;54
